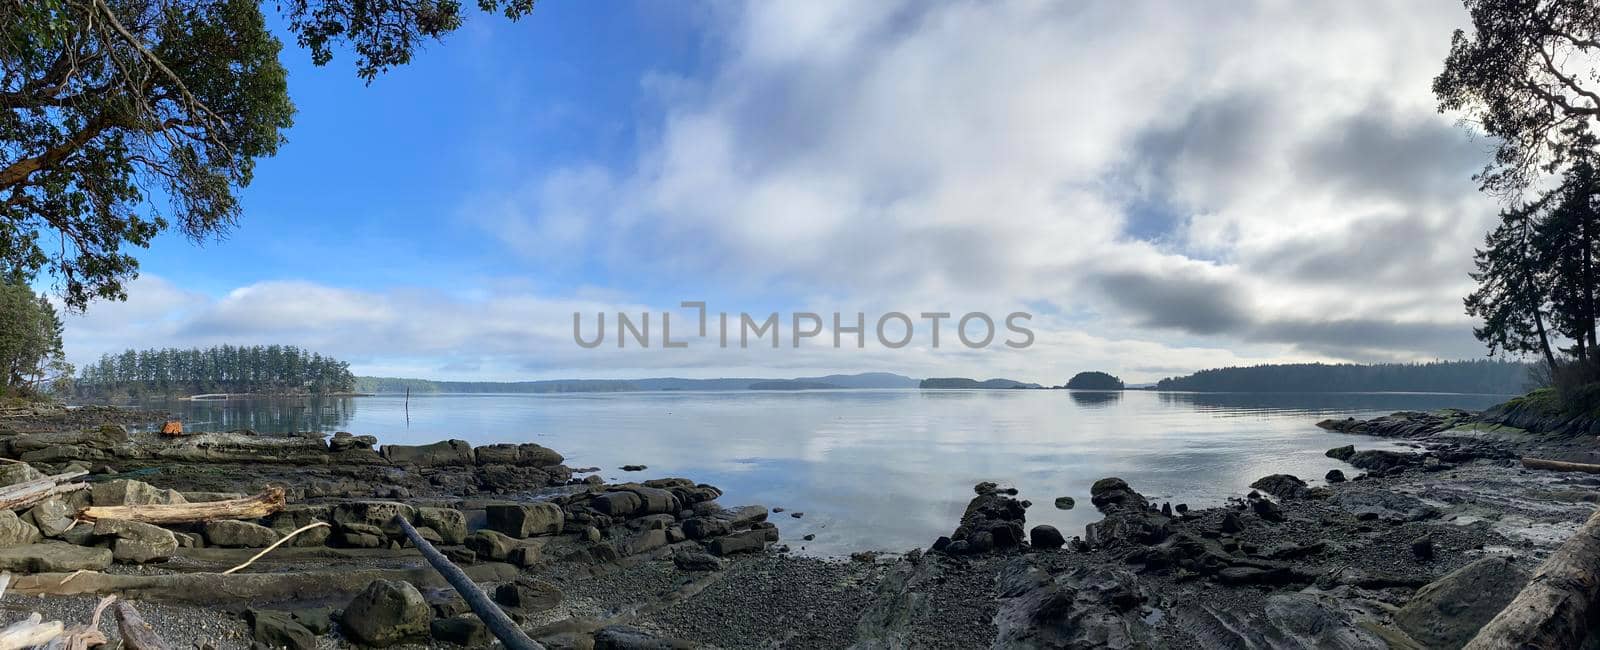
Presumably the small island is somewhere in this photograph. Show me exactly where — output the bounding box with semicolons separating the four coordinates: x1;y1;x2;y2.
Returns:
919;377;1043;389
1064;371;1125;390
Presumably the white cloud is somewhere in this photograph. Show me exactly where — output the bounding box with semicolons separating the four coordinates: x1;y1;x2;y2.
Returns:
474;0;1498;365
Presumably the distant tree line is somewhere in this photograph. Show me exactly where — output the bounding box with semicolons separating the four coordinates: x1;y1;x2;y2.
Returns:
76;345;355;399
1154;360;1532;394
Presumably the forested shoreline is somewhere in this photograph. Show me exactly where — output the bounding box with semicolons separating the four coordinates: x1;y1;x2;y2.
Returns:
74;345;357;400
1154;360;1531;394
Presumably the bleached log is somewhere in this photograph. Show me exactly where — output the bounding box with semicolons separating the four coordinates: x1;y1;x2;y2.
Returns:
77;487;285;524
1466;508;1600;649
0;613;64;650
0;471;87;512
112;601;170;650
1522;457;1600;474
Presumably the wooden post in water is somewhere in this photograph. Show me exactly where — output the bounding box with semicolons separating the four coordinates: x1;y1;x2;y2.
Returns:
404;386;410;425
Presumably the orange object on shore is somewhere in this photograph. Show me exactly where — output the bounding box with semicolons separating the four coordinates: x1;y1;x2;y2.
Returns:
159;420;183;436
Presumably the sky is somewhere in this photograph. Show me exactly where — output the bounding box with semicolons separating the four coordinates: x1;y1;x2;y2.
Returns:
59;0;1510;384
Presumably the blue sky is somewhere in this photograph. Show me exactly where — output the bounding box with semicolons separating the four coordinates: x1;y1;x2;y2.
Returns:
63;1;1507;383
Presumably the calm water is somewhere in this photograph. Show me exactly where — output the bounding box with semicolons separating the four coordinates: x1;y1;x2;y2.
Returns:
136;390;1509;556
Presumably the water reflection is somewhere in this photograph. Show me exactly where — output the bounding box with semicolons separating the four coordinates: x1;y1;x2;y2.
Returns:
126;389;1511;556
138;396;358;433
1068;390;1122;408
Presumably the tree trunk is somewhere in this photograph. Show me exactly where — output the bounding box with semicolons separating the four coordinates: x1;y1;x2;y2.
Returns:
1523;457;1600;473
1466;508;1600;649
111;601;171;650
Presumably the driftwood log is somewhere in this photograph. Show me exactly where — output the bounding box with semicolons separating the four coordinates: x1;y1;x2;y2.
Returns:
76;487;285;524
1465;508;1600;649
112;601;171;650
0;471;86;512
1522;457;1600;474
390;514;543;650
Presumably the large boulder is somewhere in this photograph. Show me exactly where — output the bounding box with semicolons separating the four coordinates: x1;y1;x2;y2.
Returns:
0;511;41;547
1090;478;1150;512
92;480;186;507
1249;474;1312;500
245;609;315;650
332;501;415;537
0;464;42;488
266;505;333;547
474;443;564;467
628;487;680;515
590;492;642;517
341;580;431;647
93;519;176;563
993;561;1151;648
485;503;564;538
381;440;473;467
493;576;563;611
0;543;112;572
465;529;528;562
416;507;467;545
1394;557;1528;648
22;497;72;538
203;520;282;548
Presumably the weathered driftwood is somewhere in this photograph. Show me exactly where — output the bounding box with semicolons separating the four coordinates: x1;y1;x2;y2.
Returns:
1466;508;1600;649
1522;457;1600;474
391;514;544;650
76;486;285;524
112;601;171;650
0;613;63;650
51;595;113;650
0;471;87;512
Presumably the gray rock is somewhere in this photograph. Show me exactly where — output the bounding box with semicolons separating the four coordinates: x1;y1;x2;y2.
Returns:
673;550;724;571
591;491;642;516
629;487;680;514
994;561;1150;648
1250;474;1312;500
93;519;176;563
474;443;564;467
1325;469;1346;483
593;625;694;649
91;480;186;507
416;507;467;545
708;529;768;556
1394;557;1528;649
492;576;563;611
331;501;415;537
0;464;42;487
465;529;521;561
0;511;41;547
431;615;489;646
1333;490;1439;522
24;497;73;538
380;440;474;467
245;609;314;650
485;503;564;538
1263;593;1387;649
341;579;431;647
0;543;111;572
1030;525;1065;549
1054;496;1076;510
203;520;282;548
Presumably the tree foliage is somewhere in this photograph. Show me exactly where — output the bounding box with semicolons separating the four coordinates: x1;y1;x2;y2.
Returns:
1435;0;1600;195
0;281;66;394
0;0;535;309
76;343;355;398
1064;371;1124;390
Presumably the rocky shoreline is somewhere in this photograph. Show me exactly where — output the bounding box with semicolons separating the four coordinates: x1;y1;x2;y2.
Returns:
0;403;1590;648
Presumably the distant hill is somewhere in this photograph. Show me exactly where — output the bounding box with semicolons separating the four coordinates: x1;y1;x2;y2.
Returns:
1153;360;1533;394
748;380;838;390
1065;371;1125;390
355;372;917;394
920;377;1043;389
